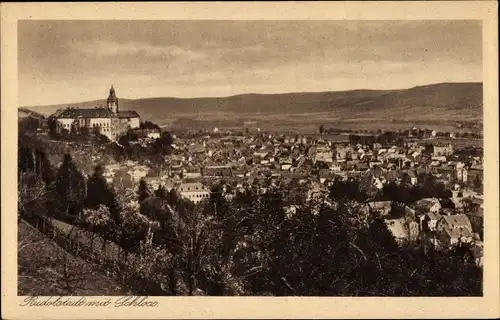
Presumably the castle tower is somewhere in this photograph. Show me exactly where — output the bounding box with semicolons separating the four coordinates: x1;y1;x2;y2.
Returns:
107;85;119;113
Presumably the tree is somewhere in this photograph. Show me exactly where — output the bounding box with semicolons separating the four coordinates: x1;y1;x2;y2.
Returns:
137;178;151;204
153;132;174;155
35;150;55;186
18;145;35;173
473;175;482;191
70;121;78;137
155;185;167;199
55;154;87;216
140;120;161;131
113;169;133;194
18;171;48;220
85;164;121;223
115;205;160;261
329;178;368;203
47;116;60;139
19;116;43;135
80;204;115;252
92;132;110;146
118;130;139;146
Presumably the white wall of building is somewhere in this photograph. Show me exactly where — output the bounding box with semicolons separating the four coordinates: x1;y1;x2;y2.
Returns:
89;118;111;128
129;117;140;129
148;131;161;139
57;118;74;130
180;191;210;204
89;118;112;139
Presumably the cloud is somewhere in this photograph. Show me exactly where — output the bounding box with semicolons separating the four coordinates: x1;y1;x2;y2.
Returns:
18;20;482;106
75;39;207;62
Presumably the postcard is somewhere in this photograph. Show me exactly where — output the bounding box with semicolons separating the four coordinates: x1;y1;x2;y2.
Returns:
1;2;499;319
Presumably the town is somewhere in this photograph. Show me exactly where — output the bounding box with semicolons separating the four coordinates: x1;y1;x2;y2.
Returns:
17;85;484;296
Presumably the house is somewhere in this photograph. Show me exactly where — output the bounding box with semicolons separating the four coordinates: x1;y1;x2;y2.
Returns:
144;177;162;191
147;131;161;139
414;198;442;214
335;146;354;161
130;165;149;182
369;161;384;168
439;227;473;248
253;151;269;158
281;163;293;171
438;214;472;232
456;162;468;183
184;170;202;179
433;144;454;157
407;220;420;241
362;201;392;216
53;85;140;141
436;214;473;247
431;156;447;163
404;206;416;218
202;165;232;178
330;163;342;173
188;143;206;154
176;182;210;204
408;170;418;185
422;211;442;232
314;151;333;164
134;127;161;140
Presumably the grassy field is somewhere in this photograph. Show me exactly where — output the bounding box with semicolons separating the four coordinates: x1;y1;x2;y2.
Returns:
18;220;124;296
431;138;483;148
164;114;480;135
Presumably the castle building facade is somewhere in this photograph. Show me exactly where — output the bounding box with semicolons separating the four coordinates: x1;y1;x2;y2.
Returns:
53;86;140;140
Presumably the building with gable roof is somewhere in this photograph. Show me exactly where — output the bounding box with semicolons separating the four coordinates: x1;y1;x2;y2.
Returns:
436;213;473;247
53;85;140;140
176;182;210;204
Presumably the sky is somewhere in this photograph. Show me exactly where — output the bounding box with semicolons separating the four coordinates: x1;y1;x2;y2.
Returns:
18;20;482;106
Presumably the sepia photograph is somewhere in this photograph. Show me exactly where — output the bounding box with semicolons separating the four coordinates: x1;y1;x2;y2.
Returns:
16;18;486;297
2;2;499;319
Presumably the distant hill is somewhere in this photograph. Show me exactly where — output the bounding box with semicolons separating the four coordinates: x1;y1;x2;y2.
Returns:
21;82;483;127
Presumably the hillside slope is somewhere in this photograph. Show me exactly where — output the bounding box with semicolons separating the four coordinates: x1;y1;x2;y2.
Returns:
22;82;482;124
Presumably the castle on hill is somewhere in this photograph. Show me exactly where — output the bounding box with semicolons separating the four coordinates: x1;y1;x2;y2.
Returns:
53;85;140;140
